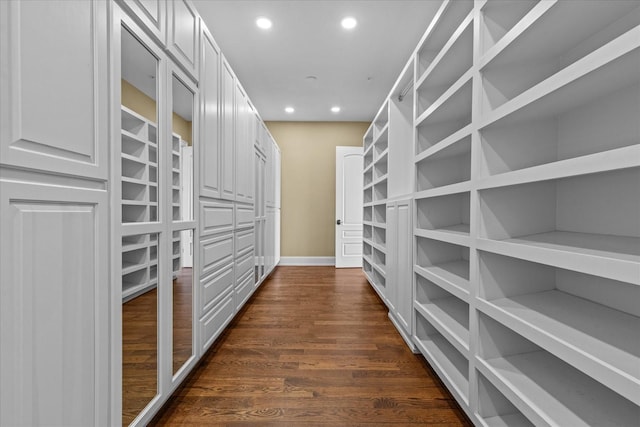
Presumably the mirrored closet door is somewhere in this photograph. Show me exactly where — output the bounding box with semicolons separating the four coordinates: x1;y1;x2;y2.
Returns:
119;20;162;427
116;8;198;426
168;69;196;380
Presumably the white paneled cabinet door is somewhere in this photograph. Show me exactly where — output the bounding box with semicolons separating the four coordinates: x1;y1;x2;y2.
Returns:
0;1;110;425
235;85;252;204
0;0;109;180
221;61;235;201
200;27;221;199
0;182;109;426
117;0;166;43
167;0;199;79
387;199;413;346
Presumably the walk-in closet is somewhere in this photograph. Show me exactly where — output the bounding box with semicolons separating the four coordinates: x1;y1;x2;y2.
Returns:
0;1;637;426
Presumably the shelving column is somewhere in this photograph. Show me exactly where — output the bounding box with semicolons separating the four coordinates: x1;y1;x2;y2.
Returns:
363;103;390;305
412;0;474;417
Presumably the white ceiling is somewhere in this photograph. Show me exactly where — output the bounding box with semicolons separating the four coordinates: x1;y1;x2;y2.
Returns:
193;0;442;122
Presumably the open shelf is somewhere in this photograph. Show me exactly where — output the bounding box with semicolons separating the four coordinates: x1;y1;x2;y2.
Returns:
417;14;473;118
121;233;158;301
415;275;469;354
478;251;640;404
476;371;534;427
372;226;386;247
415;260;469;302
363;126;374;152
481;25;640;126
362;242;372;259
363;187;372;204
478;0;540;58
416;135;471;192
364;148;373;170
479;80;639;179
372;247;386;270
414;313;469;405
363;168;373;187
478;169;640;283
373;203;386;225
373;151;388;180
363;205;372;223
363;224;372;241
477;314;640;427
121;106;147;137
416;79;472;153
417;0;473;78
415;237;470;293
373;180;388;202
373;102;389;140
374;126;389;158
480;1;640;108
416;191;470;242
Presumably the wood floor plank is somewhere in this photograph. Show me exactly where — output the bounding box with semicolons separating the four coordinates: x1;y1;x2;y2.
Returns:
152;266;471;426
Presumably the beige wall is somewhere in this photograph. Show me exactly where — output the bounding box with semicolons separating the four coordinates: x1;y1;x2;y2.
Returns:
122;79;192;144
266;121;369;257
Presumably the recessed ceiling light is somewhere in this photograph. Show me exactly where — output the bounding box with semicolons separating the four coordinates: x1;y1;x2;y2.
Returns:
331;106;341;113
285;106;295;113
256;17;272;30
341;17;357;30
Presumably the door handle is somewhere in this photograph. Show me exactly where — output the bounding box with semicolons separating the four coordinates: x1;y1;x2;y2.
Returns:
336;219;341;225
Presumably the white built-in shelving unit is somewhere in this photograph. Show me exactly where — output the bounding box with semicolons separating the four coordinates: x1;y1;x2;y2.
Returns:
366;0;640;424
120;106;183;300
363;103;390;301
120;106;160;301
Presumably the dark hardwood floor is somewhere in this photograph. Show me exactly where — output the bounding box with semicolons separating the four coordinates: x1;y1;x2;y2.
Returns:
152;266;472;426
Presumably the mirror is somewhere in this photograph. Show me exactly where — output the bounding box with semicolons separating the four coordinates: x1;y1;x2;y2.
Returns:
121;233;158;425
171;74;194;376
120;25;159;426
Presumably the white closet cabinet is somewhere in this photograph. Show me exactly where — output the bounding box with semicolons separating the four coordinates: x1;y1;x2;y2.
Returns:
116;0;166;43
0;0;110;425
385;199;414;350
365;0;640;424
235;85;254;204
220;60;235;201
167;0;199;80
199;26;221;199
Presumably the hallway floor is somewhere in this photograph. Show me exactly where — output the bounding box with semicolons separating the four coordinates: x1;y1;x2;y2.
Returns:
153;266;471;426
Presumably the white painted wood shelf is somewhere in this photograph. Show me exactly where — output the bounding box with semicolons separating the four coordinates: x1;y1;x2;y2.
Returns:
365;0;640;424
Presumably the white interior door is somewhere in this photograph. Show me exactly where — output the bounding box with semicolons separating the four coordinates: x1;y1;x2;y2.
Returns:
335;146;363;268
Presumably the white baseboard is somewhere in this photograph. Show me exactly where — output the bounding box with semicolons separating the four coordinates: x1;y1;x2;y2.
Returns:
279;256;335;266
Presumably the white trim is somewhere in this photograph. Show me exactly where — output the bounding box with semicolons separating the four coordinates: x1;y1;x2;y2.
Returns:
279;256;335;266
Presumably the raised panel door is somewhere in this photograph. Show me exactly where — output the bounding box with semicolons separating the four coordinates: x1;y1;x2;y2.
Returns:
0;180;109;426
199;29;221;199
167;0;199;79
220;61;235;200
0;0;109;179
395;199;412;333
234;85;250;203
386;203;398;312
117;0;166;43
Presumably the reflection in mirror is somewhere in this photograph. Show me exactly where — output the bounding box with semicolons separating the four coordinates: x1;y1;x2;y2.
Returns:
122;233;158;426
171;74;194;375
121;27;158;224
171;76;194;223
121;25;159;426
173;229;193;375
